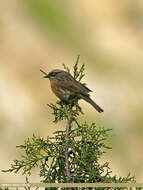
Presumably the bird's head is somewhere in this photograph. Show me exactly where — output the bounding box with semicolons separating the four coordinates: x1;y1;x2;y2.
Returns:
44;69;63;80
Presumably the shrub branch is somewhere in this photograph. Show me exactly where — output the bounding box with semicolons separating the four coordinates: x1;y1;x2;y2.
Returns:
65;108;72;183
1;56;137;190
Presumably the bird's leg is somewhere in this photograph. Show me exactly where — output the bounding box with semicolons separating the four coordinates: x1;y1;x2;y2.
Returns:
56;100;69;109
68;95;79;108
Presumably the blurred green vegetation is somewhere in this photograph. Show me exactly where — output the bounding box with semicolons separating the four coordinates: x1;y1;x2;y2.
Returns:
0;0;143;183
24;0;139;78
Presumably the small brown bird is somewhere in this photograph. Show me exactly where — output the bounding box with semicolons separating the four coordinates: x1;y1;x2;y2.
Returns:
42;69;104;113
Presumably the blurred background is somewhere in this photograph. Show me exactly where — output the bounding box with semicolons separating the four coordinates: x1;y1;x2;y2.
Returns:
0;0;143;182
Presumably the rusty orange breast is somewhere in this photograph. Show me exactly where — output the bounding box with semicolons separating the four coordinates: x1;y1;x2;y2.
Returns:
50;80;65;96
50;80;57;94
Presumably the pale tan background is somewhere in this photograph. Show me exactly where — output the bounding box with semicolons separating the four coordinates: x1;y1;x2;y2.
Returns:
0;0;143;182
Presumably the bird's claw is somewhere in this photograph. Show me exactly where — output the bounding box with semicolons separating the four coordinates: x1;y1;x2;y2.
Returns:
56;100;62;105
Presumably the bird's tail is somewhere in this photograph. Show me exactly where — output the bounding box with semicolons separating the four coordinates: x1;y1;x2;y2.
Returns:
81;95;104;113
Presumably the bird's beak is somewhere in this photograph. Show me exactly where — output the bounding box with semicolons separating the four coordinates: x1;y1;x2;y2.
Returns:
44;74;50;78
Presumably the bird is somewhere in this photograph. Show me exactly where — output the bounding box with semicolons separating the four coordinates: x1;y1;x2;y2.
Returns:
41;69;104;113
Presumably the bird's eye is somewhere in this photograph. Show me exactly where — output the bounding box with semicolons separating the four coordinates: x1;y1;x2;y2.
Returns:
50;72;56;77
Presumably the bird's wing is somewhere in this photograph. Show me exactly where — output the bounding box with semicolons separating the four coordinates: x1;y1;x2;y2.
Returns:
57;73;92;95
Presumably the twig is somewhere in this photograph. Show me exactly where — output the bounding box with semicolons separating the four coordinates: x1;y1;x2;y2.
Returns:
40;69;48;76
65;108;73;189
